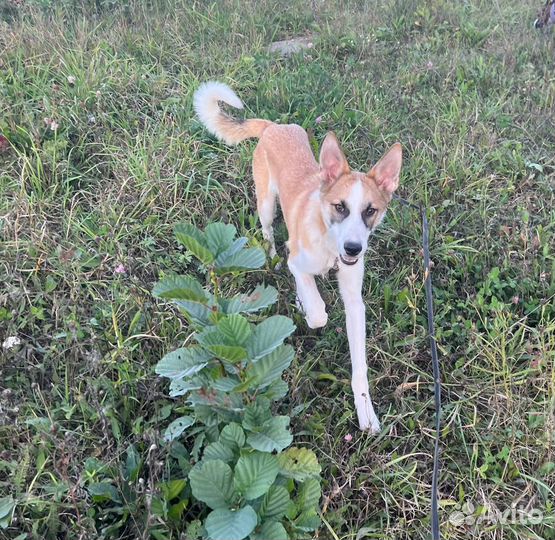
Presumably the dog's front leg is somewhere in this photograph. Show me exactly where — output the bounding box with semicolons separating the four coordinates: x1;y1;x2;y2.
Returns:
337;261;381;433
288;257;328;329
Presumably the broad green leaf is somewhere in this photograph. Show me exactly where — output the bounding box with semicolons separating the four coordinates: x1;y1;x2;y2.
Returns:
169;377;203;397
251;520;289;540
189;460;234;510
205;222;237;256
242;400;272;431
207;344;247;363
246;416;293;453
188;389;244;411
296;478;321;511
234;452;279;500
247;316;296;360
168;498;189;521
153;275;207;302
0;496;15;529
215;247;266;273
197;328;247;363
277;448;321;482
248;344;294;389
175;299;214;326
259;485;291;520
260;379;289;401
205;505;257;540
156;347;211;379
294;509;321;532
196;327;226;347
232;374;258;393
204;441;235;463
218;314;251;345
220;423;246;451
221;284;278;315
164;416;195;442
160;479;187;500
215;237;248;266
212;376;241;392
87;482;121;503
175;223;214;265
193;405;219;427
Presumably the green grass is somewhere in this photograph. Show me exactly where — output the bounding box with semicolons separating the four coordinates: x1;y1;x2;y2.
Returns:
1;0;555;538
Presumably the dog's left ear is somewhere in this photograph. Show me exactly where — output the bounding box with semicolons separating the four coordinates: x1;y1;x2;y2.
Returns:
319;132;350;184
368;143;402;194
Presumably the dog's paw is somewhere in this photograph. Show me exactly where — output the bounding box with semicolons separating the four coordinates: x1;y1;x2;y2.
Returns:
306;310;328;329
355;398;381;433
359;416;381;434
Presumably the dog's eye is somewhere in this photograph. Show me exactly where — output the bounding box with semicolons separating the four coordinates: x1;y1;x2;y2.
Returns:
365;206;376;217
334;203;346;214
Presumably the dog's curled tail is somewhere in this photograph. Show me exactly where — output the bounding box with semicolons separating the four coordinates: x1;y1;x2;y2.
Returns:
193;81;271;145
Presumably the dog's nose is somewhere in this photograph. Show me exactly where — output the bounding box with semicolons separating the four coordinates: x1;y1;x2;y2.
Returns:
344;242;362;257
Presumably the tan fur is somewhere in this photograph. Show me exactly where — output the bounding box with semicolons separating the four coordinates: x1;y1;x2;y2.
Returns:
194;81;403;432
215;117;272;145
252;127;397;258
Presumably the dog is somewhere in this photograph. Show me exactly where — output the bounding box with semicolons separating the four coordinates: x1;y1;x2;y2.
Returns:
193;81;402;432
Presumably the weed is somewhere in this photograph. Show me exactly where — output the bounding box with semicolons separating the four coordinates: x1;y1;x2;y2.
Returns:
0;0;554;539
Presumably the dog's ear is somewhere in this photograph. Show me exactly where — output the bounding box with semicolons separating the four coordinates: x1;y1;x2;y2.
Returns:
368;143;402;194
319;132;350;183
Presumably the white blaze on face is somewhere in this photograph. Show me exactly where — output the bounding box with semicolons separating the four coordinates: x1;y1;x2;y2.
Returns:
330;181;370;258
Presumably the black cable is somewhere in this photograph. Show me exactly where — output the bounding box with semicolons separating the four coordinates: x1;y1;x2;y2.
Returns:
393;194;441;540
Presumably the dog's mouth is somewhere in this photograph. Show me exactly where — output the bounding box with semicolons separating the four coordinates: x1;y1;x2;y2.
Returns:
340;255;358;266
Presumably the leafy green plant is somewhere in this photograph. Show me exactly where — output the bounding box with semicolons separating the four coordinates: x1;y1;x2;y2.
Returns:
153;222;322;540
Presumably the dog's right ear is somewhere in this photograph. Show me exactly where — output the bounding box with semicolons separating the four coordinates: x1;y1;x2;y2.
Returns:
368;142;402;194
319;132;350;184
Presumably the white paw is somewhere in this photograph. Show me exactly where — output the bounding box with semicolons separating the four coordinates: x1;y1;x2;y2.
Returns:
359;415;381;434
306;310;328;329
355;397;380;433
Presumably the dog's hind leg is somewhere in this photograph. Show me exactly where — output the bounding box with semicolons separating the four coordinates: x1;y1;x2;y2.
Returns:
252;147;277;257
253;146;277;257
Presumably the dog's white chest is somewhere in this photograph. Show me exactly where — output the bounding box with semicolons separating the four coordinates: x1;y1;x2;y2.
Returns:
295;238;337;276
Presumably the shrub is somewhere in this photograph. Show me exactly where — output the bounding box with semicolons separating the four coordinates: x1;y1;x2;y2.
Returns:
153;221;322;540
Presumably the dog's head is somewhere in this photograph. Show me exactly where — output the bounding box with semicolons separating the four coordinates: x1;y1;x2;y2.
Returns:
318;132;402;265
534;0;555;28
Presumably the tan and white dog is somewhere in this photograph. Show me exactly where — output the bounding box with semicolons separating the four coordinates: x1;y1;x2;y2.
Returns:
193;81;402;432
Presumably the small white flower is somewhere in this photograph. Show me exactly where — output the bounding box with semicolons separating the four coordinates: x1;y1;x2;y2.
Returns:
2;336;21;350
67;75;76;85
50;121;59;131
